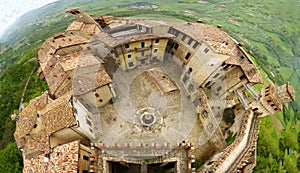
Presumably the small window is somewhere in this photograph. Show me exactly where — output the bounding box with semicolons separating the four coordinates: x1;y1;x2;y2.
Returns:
182;75;188;83
141;51;145;56
181;35;186;41
125;43;129;49
188;38;193;45
95;93;99;97
188;67;192;74
239;74;246;80
193;42;199;49
204;48;209;53
155;39;159;44
152;56;157;61
128;62;134;67
267;100;272;103
141;41;145;48
185;52;191;60
221;76;226;81
127;54;132;59
73;108;78;114
193;97;200;107
86;119;92;126
83;155;89;161
82;170;88;173
213;73;220;78
216;86;222;92
188;84;194;92
175;31;179;37
205;81;211;88
154;48;158;53
174;43;179;50
141;59;146;64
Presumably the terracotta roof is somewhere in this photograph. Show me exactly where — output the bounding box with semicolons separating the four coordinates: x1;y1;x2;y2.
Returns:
40;91;76;135
14;92;76;159
144;68;178;94
23;140;80;173
73;65;112;95
192;23;237;56
225;55;263;84
51;35;89;50
58;51;100;72
66;20;84;31
83;23;97;33
43;57;69;95
14;92;51;148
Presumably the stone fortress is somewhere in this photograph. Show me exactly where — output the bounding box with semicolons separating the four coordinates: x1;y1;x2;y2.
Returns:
13;8;295;173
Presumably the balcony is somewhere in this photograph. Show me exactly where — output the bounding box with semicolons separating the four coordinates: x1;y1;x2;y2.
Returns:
136;54;149;61
134;45;152;52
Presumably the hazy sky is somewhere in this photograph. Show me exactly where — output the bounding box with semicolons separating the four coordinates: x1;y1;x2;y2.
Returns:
0;0;58;39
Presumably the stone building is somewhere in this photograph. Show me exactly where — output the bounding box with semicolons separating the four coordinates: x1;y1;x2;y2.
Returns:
14;8;295;173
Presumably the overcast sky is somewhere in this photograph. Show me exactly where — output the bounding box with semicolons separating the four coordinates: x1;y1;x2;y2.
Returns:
0;0;58;39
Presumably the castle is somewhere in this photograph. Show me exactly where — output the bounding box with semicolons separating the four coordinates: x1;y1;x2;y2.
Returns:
13;8;295;173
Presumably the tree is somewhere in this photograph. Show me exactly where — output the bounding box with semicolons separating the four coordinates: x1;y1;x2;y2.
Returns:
0;142;23;173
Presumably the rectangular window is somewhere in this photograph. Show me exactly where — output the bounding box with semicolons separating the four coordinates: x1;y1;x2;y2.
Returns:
141;41;145;48
182;75;188;83
213;73;220;78
193;97;200;107
188;84;194;93
193;42;199;49
188;38;193;45
128;62;134;67
141;59;146;64
174;43;179;50
204;48;209;53
83;155;89;161
125;43;129;49
155;39;159;44
239;74;246;80
86;118;92;126
154;48;158;53
82;170;88;173
185;52;191;60
181;35;186;41
138;25;142;30
175;31;179;37
127;54;131;59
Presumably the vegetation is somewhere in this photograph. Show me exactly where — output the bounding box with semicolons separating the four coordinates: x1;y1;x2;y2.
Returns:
223;107;235;124
0;0;298;172
225;132;237;146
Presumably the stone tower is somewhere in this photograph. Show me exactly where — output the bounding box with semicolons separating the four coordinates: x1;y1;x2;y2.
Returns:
250;82;295;117
66;7;101;29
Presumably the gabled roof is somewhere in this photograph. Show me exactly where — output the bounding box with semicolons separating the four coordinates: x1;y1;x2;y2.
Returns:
14;92;76;159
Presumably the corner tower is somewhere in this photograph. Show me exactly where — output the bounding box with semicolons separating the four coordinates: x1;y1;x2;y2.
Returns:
251;82;295;117
66;7;102;29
